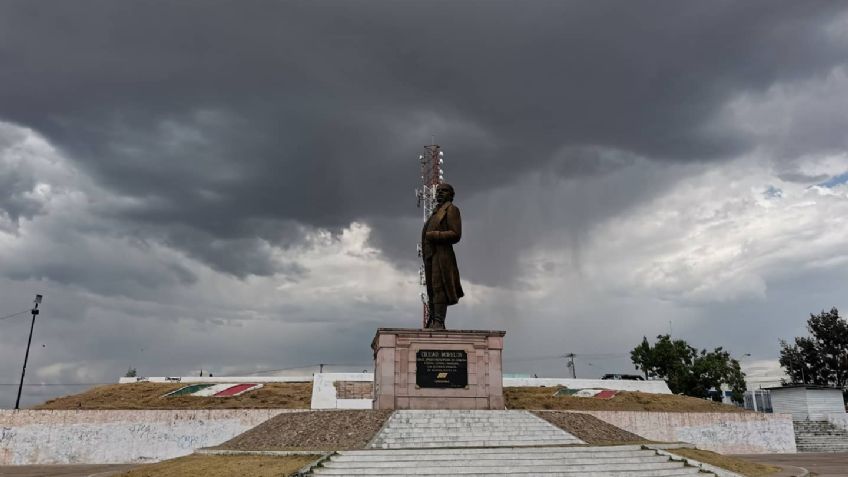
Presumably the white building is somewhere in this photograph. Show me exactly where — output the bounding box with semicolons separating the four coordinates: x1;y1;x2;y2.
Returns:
767;385;846;420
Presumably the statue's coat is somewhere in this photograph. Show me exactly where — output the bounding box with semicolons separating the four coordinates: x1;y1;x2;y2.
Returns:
422;201;464;305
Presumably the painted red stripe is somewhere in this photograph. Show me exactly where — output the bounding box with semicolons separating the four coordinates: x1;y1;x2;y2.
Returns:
213;383;257;397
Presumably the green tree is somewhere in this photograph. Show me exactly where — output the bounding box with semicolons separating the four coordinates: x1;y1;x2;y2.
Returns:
631;334;747;403
779;308;848;388
124;367;137;378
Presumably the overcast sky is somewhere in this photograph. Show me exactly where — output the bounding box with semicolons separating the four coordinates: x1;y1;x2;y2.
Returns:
2;1;848;407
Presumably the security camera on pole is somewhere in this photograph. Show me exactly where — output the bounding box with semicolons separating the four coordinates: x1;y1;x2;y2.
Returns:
15;294;43;410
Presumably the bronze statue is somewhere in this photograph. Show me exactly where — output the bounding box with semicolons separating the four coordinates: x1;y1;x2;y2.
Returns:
422;183;464;329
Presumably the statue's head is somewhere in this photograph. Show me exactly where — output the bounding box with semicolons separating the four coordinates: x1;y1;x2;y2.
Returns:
436;183;455;204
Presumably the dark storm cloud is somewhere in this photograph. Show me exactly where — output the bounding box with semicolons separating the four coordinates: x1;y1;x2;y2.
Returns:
0;127;47;228
0;0;846;277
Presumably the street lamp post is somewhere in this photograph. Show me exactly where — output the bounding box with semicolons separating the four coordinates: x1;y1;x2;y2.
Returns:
15;294;43;410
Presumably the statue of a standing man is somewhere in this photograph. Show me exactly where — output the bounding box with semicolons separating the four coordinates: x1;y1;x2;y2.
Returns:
422;183;464;329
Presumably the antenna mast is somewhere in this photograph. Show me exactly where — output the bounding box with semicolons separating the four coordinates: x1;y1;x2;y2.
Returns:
415;144;444;327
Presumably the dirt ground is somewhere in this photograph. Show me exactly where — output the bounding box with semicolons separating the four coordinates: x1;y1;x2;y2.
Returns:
505;387;749;412
733;452;848;477
215;410;392;451
533;411;650;444
32;382;312;410
670;448;781;477
119;454;319;477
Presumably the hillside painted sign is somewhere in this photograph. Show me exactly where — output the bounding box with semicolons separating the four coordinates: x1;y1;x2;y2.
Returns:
162;383;263;398
554;388;618;399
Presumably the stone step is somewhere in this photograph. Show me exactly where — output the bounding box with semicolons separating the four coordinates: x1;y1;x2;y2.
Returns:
344;445;646;456
797;433;848;436
332;451;657;462
374;440;583;449
796;436;848;441
383;424;554;431
390;410;534;419
389;410;531;414
313;462;692;475
314;471;705;477
798;446;848;450
384;422;557;428
392;416;547;425
379;430;572;438
324;456;672;468
791;420;848;452
308;445;716;477
797;444;848;448
385;420;549;425
383;426;560;434
377;435;579;443
370;410;585;450
796;432;848;436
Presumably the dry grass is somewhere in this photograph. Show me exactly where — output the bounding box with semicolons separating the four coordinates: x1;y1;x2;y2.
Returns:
216;410;393;451
33;382;312;410
505;387;749;412
533;411;650;444
670;448;782;477
120;454;320;477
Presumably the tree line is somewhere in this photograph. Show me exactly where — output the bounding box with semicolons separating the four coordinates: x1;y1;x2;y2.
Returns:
630;307;848;403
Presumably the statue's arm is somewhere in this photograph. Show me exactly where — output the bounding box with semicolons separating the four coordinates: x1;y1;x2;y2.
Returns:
426;205;462;244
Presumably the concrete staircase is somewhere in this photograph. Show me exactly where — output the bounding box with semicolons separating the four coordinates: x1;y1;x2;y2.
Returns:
304;411;716;476
309;445;713;476
369;410;584;449
794;420;848;452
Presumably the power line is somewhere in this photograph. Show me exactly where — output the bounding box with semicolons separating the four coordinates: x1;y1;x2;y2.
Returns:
503;355;565;363
0;383;113;386
0;310;29;321
229;362;373;376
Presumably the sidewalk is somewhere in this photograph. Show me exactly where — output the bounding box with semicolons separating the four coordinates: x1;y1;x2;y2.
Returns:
733;452;848;477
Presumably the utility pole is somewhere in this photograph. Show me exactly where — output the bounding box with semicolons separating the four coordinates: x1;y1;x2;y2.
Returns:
565;353;576;379
15;294;43;410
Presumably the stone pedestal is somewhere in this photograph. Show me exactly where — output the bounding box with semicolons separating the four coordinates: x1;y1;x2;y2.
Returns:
371;328;506;410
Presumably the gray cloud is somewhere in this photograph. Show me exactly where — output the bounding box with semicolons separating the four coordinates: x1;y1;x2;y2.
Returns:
1;1;848;407
0;127;49;229
0;2;846;279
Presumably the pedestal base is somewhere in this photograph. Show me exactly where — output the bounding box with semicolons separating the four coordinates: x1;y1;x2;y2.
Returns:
371;328;506;410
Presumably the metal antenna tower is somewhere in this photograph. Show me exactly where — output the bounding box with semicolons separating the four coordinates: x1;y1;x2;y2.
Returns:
415;144;444;327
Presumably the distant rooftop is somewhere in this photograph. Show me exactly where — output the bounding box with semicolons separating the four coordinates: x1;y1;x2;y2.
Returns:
764;384;844;391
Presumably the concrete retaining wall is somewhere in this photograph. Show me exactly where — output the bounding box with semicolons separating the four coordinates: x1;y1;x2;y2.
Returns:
582;411;796;454
311;373;373;409
0;409;303;465
827;413;848;431
310;374;672;409
503;378;671;394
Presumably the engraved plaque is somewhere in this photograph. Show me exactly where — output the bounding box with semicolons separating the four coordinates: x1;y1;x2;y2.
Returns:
416;349;468;388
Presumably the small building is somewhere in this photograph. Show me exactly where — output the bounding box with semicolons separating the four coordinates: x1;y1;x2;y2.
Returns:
766;385;846;420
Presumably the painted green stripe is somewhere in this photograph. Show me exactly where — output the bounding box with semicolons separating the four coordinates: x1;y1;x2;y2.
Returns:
164;383;214;397
553;388;579;396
